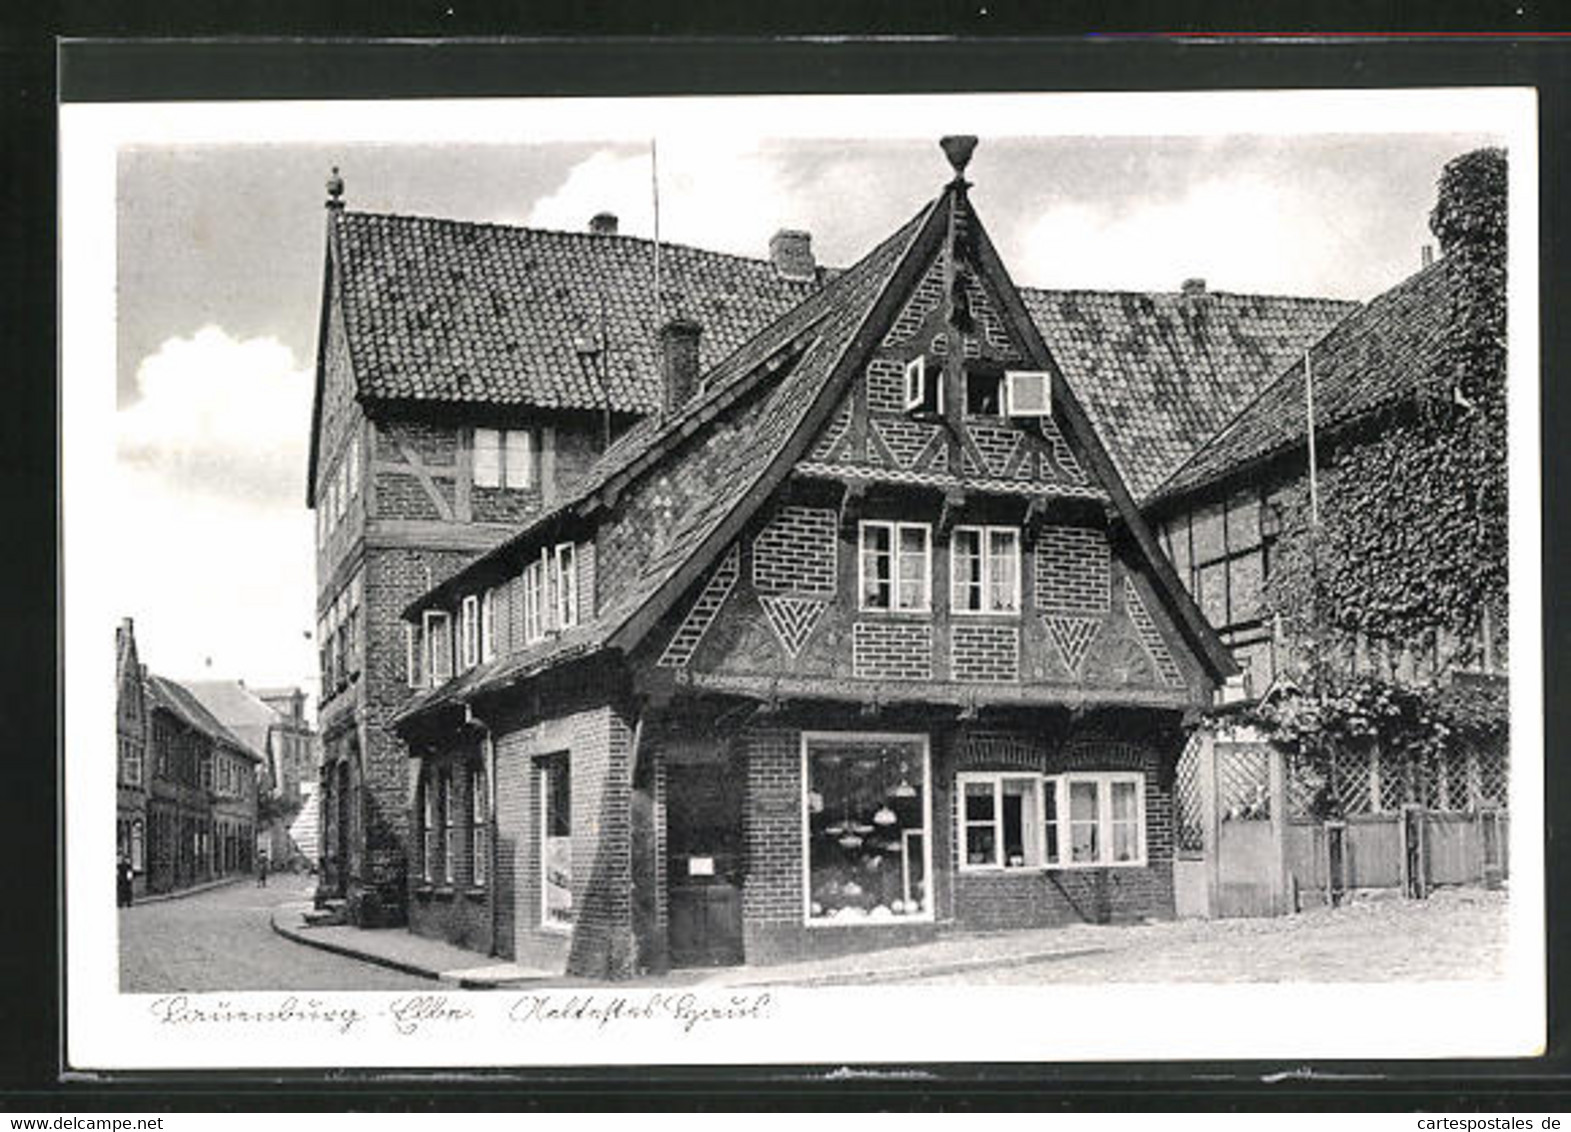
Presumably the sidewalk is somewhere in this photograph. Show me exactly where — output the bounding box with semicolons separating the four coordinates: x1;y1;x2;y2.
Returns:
270;898;1112;990
133;874;250;906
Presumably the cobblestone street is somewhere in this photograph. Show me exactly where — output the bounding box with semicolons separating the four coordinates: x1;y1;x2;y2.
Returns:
119;875;430;993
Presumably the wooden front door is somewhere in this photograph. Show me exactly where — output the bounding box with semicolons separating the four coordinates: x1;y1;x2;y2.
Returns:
666;757;745;968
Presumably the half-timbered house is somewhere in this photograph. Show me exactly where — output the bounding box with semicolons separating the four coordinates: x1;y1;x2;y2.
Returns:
390;138;1258;978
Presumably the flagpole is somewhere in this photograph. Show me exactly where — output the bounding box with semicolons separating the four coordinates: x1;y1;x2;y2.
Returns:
650;137;662;324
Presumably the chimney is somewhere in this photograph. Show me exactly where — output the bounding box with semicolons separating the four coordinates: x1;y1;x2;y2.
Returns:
1181;277;1206;297
589;212;619;236
769;229;815;282
659;318;703;414
1421;244;1435;268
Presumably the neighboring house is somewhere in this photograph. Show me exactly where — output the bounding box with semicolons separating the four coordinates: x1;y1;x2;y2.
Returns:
390;139;1259;979
305;151;1347;929
115;619;148;897
184;680;318;867
253;686;321;823
143;675;262;894
1144;148;1511;913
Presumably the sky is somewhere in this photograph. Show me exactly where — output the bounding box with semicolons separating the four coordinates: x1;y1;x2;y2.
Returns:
111;128;1498;701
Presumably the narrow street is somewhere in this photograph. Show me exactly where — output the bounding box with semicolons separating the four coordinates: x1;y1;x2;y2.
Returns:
118;874;430;993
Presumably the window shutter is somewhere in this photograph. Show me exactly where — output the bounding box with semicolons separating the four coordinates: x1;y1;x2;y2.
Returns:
1004;370;1053;417
481;588;495;662
473;428;502;487
902;356;926;411
504;430;534;489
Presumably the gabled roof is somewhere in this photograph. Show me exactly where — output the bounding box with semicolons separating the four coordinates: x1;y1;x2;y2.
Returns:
393;201;938;725
1153;257;1453;503
395;179;1241;725
181;680;282;764
330;210;825;412
311;206;1348;509
145;675;262;762
1025;288;1354;500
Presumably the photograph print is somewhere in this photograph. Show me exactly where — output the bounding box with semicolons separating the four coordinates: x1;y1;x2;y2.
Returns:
65;85;1541;1069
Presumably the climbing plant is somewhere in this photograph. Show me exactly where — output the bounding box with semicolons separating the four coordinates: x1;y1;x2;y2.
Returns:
1212;149;1511;788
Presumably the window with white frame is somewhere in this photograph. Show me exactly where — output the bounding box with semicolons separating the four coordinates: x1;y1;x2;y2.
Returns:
420;769;436;883
956;771;1145;869
902;355;942;414
405;622;421;688
481;587;497;662
539;755;573;929
554;543;578;629
471;764;488;887
442;771;456;885
424;610;453;683
804;734;931;924
960;774;1042;868
859;521;930;612
951;526;1021;615
473;428;535;490
460;595;480;670
523;560;544;644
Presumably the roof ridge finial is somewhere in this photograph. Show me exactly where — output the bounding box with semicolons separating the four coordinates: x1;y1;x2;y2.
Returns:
326;165;345;210
940;135;978;184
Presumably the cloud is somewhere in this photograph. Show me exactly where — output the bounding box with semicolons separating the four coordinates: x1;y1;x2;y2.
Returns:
1014;172;1388;300
524;139;807;260
117;325;312;509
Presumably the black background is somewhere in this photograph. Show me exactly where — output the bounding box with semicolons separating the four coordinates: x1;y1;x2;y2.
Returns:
5;14;1569;1112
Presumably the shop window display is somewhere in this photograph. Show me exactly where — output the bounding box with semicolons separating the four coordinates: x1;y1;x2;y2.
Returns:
804;735;930;924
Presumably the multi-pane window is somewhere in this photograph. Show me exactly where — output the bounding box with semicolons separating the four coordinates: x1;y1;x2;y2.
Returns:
424;610;453;683
957;771;1145;870
119;738;143;788
442;771;456;885
554;544;578;629
1161;490;1274;695
960;774;1042;868
473;428;535;489
859;522;931;612
420;770;437;883
951;526;1020;615
523;560;544;644
460;595;480;671
481;588;497;662
471;765;488;887
405;622;421;688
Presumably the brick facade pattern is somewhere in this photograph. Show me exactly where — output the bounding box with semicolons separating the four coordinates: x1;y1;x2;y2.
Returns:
1123;577;1185;688
751;506;837;596
852;621;933;680
657;543;740;668
1035;525;1112;615
950;622;1021;683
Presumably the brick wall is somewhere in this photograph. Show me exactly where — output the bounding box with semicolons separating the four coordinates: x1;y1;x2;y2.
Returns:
951;623;1020;683
852;621;933;680
1036;525;1111;615
752;506;837;596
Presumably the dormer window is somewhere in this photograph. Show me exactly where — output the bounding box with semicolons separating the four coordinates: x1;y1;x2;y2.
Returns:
459;595;480;671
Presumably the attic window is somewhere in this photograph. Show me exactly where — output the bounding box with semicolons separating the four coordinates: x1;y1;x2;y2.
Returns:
902;356;942;415
964;365;1004;417
1004;371;1054;418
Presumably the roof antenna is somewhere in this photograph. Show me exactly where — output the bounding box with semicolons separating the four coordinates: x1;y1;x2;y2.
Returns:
650;138;662;323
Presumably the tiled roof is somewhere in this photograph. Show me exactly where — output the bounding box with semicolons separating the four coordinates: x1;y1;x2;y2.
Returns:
1024;288;1355;500
181;680;281;762
332;211;823;411
392;204;933;724
1154;258;1453;502
146;675;262;761
328;211;1351;498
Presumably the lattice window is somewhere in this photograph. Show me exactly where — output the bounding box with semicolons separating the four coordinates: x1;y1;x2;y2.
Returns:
1216;744;1271;822
1174;740;1203;852
1443;742;1475;811
1476;740;1509;808
1377;749;1414;812
1285;753;1325;820
1329;748;1373;817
